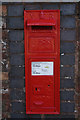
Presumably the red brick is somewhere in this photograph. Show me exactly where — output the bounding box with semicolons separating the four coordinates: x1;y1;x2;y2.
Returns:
2;72;9;80
0;28;2;40
2;30;8;40
2;18;6;28
78;19;80;27
75;95;78;105
0;5;2;16
78;107;80;115
79;62;80;72
78;96;80;107
2;99;10;112
2;112;10;119
2;80;9;88
78;62;80;77
2;5;7;16
2;93;9;100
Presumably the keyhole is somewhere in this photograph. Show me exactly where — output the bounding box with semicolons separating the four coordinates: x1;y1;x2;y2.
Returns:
35;88;37;91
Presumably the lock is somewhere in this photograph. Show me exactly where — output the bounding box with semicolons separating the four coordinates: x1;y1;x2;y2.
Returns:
24;10;60;114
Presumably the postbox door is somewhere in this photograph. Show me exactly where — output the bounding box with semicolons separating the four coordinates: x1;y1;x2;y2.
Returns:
24;10;60;114
29;59;55;113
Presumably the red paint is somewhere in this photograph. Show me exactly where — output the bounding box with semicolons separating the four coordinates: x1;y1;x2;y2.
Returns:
24;10;60;114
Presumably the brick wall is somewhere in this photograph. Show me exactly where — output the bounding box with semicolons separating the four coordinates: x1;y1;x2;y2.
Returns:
1;2;80;119
1;4;10;118
77;2;80;119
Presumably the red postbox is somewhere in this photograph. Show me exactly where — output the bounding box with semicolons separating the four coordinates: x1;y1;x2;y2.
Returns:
24;10;60;114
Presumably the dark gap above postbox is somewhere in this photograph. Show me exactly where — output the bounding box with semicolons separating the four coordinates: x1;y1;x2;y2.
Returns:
31;26;53;30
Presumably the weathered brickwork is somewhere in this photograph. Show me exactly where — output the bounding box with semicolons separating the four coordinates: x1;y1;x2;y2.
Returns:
1;4;10;119
77;2;80;119
1;2;80;119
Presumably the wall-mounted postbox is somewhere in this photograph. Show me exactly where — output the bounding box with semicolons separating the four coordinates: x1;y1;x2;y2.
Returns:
24;10;60;114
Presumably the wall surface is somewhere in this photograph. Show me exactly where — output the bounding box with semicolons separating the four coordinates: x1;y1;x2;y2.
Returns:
1;0;80;2
1;2;80;119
